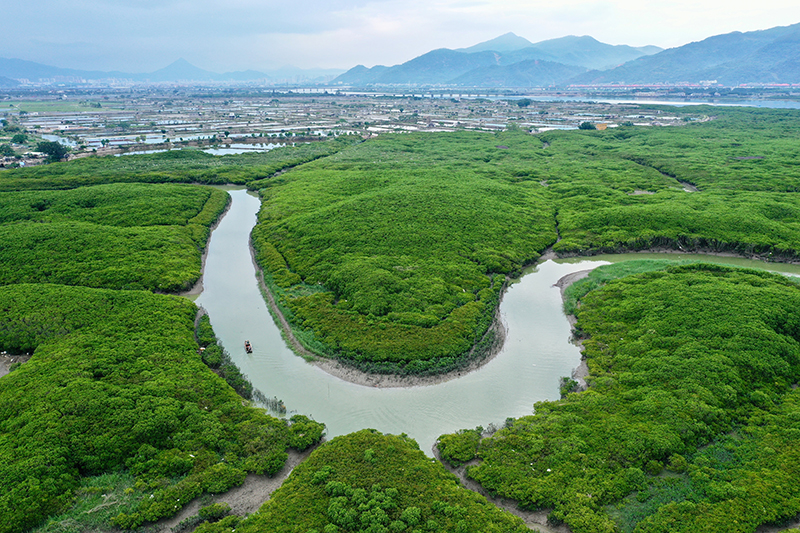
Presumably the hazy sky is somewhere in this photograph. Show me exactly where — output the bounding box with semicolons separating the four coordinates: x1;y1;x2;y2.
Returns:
4;0;800;73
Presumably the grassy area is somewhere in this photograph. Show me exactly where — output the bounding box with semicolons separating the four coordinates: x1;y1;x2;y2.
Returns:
439;263;800;533
253;130;556;372
0;183;228;292
0;136;359;190
0;101;105;113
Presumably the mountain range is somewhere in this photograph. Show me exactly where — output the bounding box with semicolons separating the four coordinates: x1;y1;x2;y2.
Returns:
333;33;663;87
2;23;800;88
335;24;800;87
571;23;800;85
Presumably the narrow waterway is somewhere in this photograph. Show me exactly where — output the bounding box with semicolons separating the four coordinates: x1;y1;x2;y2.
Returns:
196;189;800;454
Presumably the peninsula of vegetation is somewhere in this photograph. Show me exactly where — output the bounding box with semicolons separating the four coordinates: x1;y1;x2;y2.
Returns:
249;107;800;378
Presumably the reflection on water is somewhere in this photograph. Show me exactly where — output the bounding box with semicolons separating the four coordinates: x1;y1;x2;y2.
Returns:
195;189;800;453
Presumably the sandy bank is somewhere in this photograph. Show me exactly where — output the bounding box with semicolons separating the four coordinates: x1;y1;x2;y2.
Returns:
553;269;595;389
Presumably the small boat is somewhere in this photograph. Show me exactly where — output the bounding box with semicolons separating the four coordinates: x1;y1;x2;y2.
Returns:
244;340;253;354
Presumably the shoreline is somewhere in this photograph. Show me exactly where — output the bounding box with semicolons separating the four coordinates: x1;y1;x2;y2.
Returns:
556;245;800;266
553;269;593;389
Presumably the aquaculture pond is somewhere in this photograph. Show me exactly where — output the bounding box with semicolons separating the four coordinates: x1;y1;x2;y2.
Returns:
196;189;800;454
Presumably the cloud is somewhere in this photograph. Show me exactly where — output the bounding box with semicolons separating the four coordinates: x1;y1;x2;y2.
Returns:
2;0;800;72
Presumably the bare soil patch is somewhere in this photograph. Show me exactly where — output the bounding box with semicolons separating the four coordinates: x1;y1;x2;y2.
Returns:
0;353;31;378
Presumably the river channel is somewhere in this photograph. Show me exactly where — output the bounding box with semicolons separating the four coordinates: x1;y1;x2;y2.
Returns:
195;188;800;454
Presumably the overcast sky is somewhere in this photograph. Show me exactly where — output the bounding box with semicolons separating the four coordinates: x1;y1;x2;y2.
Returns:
4;0;800;73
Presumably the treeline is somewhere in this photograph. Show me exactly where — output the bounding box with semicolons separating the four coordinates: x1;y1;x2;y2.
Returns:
438;263;800;532
0;284;325;532
197;430;529;533
0;137;359;191
0;183;228;292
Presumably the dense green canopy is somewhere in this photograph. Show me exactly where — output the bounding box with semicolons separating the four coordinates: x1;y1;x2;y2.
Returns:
0;284;324;532
440;262;800;532
0;183;228;292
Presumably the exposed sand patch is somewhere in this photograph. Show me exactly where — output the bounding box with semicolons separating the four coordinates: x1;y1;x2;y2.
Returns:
553;269;593;389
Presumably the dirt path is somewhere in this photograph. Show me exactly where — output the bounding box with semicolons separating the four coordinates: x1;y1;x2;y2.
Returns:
152;447;315;532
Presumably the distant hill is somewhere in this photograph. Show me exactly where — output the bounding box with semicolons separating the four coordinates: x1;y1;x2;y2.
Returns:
0;57;343;85
360;49;503;85
145;58;222;82
458;32;535;53
333;34;661;86
511;35;663;70
0;57;120;82
569;23;800;85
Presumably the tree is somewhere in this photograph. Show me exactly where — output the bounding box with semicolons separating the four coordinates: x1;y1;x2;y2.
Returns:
578;122;596;130
11;133;27;144
516;98;532;108
35;141;69;162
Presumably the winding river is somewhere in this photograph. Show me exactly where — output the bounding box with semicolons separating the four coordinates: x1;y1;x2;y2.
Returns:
196;189;800;454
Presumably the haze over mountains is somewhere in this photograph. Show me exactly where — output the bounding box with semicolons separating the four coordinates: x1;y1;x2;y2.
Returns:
2;23;799;87
0;57;341;85
571;23;800;85
334;24;800;86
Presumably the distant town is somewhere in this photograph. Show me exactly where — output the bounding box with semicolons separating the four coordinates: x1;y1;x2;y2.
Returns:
4;85;792;168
